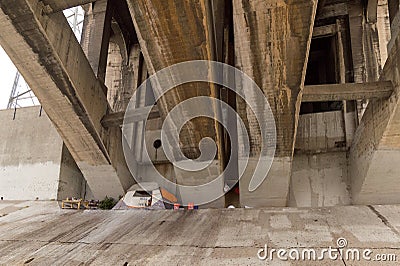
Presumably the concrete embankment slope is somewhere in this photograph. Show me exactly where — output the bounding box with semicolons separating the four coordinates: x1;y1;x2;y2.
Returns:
1;201;400;265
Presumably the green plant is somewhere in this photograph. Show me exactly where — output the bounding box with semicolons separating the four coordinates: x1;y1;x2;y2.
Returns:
99;196;116;210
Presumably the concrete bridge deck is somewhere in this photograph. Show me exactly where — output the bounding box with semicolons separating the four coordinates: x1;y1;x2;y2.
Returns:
1;201;400;265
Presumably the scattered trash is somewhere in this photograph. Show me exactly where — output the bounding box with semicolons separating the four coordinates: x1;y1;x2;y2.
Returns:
61;197;101;210
86;200;100;209
160;188;178;203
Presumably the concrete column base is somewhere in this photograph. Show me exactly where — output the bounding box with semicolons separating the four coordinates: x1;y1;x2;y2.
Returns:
174;160;225;208
77;163;127;200
239;157;291;207
351;150;400;205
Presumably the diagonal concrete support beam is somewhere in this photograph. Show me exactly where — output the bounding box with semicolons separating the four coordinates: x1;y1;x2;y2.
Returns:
350;30;400;204
234;0;318;207
0;0;133;199
42;0;96;13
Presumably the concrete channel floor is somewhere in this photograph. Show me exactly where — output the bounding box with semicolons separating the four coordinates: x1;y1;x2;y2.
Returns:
1;201;400;265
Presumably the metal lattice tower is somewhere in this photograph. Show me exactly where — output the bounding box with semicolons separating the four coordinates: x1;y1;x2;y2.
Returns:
64;6;85;42
7;72;38;110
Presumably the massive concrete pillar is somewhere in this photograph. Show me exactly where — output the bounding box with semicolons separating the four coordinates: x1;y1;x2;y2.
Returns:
388;0;399;25
349;0;382;85
388;0;400;52
127;0;227;206
233;0;317;207
105;21;139;113
349;30;400;204
0;0;134;199
81;0;113;82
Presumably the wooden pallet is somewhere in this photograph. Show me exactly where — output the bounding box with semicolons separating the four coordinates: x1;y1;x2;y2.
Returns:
61;199;83;209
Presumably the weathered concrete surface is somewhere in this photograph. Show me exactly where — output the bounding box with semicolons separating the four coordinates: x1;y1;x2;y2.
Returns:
58;145;91;201
302;82;394;102
0;0;134;199
233;0;317;207
377;0;391;66
0;107;62;200
350;18;400;204
127;0;227;207
387;0;400;53
349;0;382;84
0;107;87;201
289;152;350;208
295;111;346;153
239;157;292;207
1;201;400;265
81;0;112;82
127;0;223;160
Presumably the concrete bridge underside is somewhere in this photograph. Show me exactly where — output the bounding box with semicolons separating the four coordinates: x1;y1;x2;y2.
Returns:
0;0;317;206
1;0;399;207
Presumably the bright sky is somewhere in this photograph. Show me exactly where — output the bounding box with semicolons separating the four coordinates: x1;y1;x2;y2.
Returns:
0;46;17;110
0;7;84;111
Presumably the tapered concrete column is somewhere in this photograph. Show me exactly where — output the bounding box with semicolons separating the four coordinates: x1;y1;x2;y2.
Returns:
349;0;381;84
233;0;317;207
81;0;113;82
127;0;227;207
388;0;399;25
